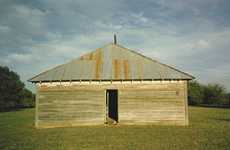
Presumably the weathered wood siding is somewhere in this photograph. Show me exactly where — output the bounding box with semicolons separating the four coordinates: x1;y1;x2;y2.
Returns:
36;86;105;128
35;81;188;128
119;82;188;125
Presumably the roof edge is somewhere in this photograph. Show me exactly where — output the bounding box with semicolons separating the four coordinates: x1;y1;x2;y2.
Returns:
114;43;195;79
30;78;193;83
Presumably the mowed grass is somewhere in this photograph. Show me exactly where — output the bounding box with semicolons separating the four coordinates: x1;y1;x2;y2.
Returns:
0;107;230;150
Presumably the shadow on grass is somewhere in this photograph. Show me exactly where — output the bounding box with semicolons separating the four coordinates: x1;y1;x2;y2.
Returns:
189;104;230;109
212;118;230;122
0;106;34;113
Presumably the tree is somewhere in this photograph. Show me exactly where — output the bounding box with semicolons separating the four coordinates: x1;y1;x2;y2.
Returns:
188;81;204;105
203;84;226;105
0;66;34;111
226;93;230;105
19;88;35;107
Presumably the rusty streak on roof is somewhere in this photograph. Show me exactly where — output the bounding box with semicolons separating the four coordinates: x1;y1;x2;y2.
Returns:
123;59;130;79
28;43;194;82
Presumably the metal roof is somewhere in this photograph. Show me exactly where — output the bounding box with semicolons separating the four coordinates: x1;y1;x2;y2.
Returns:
29;43;194;82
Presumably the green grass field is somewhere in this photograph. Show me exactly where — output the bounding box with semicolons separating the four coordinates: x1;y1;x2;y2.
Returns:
0;107;229;150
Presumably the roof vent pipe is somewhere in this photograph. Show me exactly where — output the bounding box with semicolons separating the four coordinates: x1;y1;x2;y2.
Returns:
114;34;117;44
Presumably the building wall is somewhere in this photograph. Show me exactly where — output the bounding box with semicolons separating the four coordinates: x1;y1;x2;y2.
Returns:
118;81;188;125
35;80;188;128
36;86;105;128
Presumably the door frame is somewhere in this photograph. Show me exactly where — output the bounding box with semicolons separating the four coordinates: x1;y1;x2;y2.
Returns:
105;89;119;124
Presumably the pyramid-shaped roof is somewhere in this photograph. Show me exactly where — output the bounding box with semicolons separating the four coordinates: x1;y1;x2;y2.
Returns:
29;43;194;82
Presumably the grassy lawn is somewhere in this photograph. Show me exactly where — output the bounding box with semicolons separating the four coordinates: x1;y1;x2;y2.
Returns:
0;107;229;150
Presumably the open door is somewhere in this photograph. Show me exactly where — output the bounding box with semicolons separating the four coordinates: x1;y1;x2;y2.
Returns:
106;90;118;123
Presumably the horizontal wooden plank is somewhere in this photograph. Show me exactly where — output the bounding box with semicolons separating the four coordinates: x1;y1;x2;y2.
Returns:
38;118;104;122
39;94;104;98
38;82;185;91
119;120;186;126
120;100;184;104
119;98;184;103
39;87;105;92
119;103;184;107
38;115;104;120
37;120;104;128
38;114;104;119
39;102;103;107
119;117;185;121
39;94;104;99
39;100;103;105
38;108;103;113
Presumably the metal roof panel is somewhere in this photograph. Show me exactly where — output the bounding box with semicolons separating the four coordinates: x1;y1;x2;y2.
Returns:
29;43;194;82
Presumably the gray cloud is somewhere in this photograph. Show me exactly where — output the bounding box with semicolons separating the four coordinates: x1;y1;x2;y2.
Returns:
0;0;230;91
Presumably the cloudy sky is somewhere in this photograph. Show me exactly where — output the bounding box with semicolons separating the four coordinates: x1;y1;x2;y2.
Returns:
0;0;230;91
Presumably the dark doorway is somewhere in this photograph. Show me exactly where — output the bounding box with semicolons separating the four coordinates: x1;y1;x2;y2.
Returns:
106;90;118;123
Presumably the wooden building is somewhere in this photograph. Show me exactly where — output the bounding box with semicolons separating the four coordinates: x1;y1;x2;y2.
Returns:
29;37;194;128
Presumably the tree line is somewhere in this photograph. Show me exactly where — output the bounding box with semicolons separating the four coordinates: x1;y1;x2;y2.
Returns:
0;66;35;111
188;81;230;106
